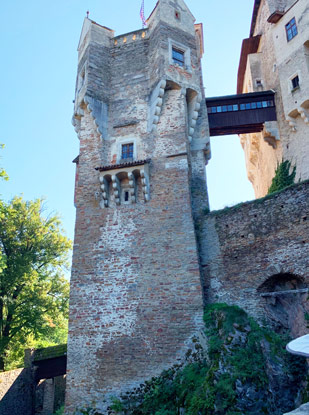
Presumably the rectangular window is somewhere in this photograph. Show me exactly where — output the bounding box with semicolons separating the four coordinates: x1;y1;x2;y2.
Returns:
251;102;257;109
172;48;185;66
286;17;298;41
291;75;299;90
232;104;238;111
121;143;134;159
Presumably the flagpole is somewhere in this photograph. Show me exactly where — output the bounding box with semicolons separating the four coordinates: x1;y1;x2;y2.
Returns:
140;0;146;28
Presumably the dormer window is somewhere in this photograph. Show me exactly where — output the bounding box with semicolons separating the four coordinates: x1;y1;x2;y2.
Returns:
121;143;134;159
172;48;185;67
286;17;298;42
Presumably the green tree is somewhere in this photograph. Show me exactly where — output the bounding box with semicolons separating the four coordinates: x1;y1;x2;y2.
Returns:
0;197;71;370
267;159;296;194
0;143;8;182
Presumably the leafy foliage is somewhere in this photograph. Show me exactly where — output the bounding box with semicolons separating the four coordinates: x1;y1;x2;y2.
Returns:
52;406;65;415
0;143;8;182
268;159;296;194
0;197;71;370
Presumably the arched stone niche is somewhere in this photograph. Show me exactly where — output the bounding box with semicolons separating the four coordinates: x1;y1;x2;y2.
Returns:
258;273;309;336
97;161;150;208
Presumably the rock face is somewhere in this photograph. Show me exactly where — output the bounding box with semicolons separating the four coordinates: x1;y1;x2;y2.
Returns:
283;403;309;414
102;304;307;415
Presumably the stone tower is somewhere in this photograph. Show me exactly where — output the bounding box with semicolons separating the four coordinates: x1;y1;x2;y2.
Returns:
238;0;309;197
66;0;210;412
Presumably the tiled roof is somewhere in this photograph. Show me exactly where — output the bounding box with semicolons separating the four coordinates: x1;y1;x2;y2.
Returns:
95;159;151;172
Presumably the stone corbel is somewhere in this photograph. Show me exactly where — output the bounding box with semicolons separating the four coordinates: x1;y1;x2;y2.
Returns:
286;117;297;132
188;93;202;143
84;96;108;139
263;121;280;148
112;175;121;205
127;172;137;203
99;176;109;208
140;169;150;202
148;79;166;132
299;108;309;124
72;107;84;137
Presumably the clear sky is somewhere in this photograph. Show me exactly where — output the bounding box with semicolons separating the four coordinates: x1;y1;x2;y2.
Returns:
0;0;255;243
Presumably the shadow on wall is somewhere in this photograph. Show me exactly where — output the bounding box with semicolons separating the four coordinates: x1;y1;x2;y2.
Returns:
258;273;309;337
0;368;33;415
0;367;66;415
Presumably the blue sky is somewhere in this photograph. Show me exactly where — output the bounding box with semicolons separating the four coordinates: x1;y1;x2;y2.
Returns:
0;0;255;243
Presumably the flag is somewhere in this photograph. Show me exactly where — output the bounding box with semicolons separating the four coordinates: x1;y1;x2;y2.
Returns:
140;0;146;28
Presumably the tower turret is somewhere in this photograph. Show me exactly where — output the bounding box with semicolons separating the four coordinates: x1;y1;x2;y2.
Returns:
66;1;210;412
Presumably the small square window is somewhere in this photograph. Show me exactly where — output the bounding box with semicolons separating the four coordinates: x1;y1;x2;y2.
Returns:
232;104;238;111
251;102;257;109
286;17;298;42
121;143;134;159
291;75;299;90
172;47;185;67
227;105;233;112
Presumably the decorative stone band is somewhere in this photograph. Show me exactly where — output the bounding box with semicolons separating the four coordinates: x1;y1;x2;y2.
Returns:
95;159;151;207
187;92;202;143
148;79;166;132
84;96;108;139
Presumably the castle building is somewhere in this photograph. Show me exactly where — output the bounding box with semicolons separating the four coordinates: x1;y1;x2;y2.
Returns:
66;0;210;412
66;0;309;413
238;0;309;197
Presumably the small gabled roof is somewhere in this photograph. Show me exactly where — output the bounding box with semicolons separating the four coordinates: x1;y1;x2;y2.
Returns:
146;0;196;25
77;17;114;51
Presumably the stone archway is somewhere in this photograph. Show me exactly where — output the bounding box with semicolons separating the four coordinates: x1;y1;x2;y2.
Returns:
258;273;309;337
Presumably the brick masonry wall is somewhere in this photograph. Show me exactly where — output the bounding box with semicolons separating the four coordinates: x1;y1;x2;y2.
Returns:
66;1;209;412
0;368;33;415
199;181;309;334
67;136;205;412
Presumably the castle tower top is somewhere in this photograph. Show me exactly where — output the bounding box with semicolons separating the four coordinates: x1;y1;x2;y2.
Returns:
147;0;196;35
